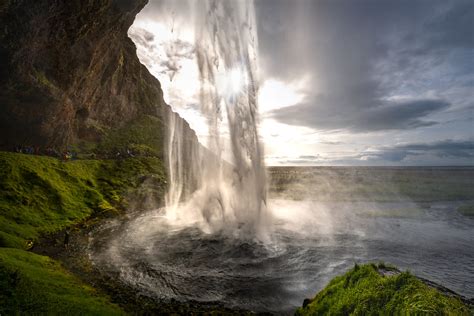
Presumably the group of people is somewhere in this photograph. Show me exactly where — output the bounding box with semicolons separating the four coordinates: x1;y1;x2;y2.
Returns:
15;145;77;161
15;145;40;155
114;148;136;159
12;145;150;161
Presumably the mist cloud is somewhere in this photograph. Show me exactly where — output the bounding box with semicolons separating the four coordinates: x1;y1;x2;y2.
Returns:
376;139;474;162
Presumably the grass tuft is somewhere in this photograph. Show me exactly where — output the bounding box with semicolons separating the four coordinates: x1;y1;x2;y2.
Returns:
296;263;471;315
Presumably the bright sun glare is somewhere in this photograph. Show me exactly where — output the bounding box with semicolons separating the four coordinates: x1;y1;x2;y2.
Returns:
216;67;249;101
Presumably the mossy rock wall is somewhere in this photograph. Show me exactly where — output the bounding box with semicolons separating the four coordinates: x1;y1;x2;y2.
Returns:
0;0;198;156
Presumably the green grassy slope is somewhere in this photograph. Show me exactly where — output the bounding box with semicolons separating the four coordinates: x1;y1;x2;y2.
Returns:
0;151;167;314
0;248;123;315
0;151;166;249
296;263;471;315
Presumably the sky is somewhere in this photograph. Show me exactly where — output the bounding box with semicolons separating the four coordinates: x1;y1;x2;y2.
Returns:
130;0;474;166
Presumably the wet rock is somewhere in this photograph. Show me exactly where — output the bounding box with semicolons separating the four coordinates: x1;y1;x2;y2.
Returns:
302;298;311;308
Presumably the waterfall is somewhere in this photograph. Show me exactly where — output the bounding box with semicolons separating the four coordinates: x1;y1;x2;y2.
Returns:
164;0;269;239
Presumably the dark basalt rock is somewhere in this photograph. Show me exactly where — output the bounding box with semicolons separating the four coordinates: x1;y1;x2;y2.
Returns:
302;298;311;308
0;0;196;151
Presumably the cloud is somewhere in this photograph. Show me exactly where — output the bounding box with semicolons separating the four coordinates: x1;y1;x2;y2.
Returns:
164;39;195;59
394;139;474;158
356;100;450;131
299;155;319;159
266;139;474;166
365;139;474;162
258;78;308;113
143;32;155;43
129;27;156;49
255;0;473;133
421;1;474;51
269;99;450;132
132;0;473;166
319;140;344;145
129;25;196;81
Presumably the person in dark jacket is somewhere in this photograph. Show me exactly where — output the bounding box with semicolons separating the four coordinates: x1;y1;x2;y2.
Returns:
64;229;70;250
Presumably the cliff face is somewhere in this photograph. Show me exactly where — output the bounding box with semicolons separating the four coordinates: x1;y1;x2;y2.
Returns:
0;0;196;151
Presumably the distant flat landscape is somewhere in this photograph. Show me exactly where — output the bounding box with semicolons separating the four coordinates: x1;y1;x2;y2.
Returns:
268;166;474;203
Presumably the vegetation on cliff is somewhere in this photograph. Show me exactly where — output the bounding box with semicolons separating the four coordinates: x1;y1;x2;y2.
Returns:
0;151;166;249
98;115;165;156
296;263;472;315
0;0;200;313
0;151;166;314
0;0;170;149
